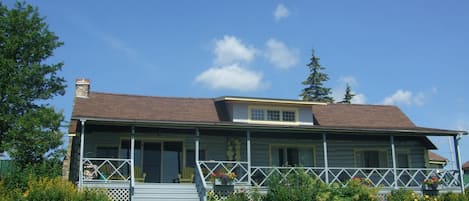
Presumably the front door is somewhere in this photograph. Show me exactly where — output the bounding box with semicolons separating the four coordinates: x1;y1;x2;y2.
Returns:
141;141;183;183
143;142;161;183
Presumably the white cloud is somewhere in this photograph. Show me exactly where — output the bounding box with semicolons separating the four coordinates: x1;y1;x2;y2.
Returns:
332;76;367;104
265;38;299;69
455;119;469;131
274;4;290;21
383;90;426;106
352;94;367;104
195;64;263;92
214;36;257;65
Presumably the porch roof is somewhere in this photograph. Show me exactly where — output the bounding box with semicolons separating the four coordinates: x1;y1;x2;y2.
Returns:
69;92;466;137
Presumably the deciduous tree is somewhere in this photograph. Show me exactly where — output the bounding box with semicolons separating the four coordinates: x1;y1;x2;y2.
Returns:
0;2;65;167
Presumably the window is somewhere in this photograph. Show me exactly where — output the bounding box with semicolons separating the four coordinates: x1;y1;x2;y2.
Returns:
355;150;387;168
271;146;314;167
251;109;265;120
267;110;280;121
249;107;297;123
282;111;296;122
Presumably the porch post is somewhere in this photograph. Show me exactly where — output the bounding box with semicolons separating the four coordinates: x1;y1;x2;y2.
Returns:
78;119;86;188
195;128;200;163
247;130;251;185
453;134;465;193
390;136;398;189
130;126;135;192
322;133;329;184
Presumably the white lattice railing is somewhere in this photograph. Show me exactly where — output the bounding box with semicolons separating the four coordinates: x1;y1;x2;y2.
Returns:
81;158;132;181
250;166;327;186
250;166;462;189
197;161;250;185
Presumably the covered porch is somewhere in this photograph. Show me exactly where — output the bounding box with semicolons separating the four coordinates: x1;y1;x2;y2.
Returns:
74;120;466;200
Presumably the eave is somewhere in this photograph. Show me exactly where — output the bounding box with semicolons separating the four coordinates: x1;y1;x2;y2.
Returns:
70;116;466;137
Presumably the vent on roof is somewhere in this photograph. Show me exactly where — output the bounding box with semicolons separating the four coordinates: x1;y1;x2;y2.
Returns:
75;78;90;98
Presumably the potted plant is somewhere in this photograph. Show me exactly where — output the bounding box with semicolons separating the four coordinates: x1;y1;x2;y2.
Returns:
212;171;237;185
423;176;441;190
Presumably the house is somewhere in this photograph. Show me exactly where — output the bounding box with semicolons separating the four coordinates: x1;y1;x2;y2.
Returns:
427;151;448;168
63;79;467;201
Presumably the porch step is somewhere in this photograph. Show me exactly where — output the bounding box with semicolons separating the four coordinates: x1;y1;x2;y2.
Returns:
132;183;199;201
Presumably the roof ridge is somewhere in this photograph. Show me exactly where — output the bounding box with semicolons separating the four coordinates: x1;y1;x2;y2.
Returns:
90;91;215;100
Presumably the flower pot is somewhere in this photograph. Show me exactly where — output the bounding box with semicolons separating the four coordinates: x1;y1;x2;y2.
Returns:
430;183;438;190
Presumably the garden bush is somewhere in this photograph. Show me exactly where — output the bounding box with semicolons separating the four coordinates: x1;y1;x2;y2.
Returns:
386;189;418;201
263;171;379;201
208;188;263;201
0;177;109;201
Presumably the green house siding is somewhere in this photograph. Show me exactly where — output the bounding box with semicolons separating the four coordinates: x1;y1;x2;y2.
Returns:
82;129;427;169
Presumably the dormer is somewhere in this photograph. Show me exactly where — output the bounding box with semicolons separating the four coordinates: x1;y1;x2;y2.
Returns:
215;96;325;126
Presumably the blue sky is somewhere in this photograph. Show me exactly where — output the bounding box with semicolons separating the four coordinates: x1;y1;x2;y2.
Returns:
8;1;469;164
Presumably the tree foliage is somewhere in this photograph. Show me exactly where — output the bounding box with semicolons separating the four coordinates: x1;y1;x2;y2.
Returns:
0;2;65;167
341;83;355;104
300;49;334;103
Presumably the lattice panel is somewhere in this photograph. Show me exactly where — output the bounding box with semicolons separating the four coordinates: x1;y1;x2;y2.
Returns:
107;188;130;201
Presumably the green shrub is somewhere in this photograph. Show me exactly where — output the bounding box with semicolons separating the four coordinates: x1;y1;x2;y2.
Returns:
386;189;418;201
24;177;109;201
0;177;109;201
1;159;62;191
264;171;379;201
331;179;379;201
207;188;263;201
438;192;469;201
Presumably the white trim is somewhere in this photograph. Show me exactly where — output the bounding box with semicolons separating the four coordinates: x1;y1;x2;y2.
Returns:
216;96;327;105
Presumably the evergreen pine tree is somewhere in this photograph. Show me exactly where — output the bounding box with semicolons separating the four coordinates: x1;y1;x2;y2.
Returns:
341;83;355;104
300;49;334;102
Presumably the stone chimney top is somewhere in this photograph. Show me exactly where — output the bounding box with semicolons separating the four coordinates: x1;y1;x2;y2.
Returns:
75;78;90;98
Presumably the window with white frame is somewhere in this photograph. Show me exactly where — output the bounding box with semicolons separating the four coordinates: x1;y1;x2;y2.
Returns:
251;109;265;120
249;107;297;122
267;110;280;121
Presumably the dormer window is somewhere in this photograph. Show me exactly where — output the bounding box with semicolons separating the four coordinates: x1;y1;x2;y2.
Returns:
248;106;298;124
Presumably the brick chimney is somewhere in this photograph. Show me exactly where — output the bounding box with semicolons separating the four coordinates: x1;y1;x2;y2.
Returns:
75;78;90;98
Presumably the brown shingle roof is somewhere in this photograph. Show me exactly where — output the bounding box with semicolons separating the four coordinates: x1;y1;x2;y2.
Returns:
69;92;463;137
428;151;448;162
311;104;416;129
72;92;221;123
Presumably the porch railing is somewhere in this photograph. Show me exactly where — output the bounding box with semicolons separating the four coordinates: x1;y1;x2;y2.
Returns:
197;161;250;185
81;158;132;182
250;166;462;189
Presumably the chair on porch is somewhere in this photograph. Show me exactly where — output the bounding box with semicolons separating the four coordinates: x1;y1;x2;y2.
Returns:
178;167;194;183
134;166;146;182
